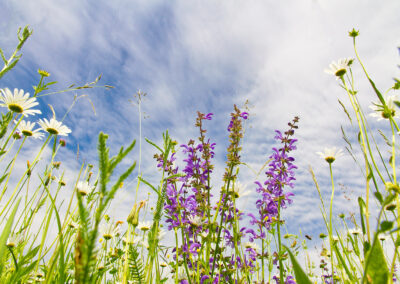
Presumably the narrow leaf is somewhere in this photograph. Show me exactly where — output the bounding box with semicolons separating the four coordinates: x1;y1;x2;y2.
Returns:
283;245;313;284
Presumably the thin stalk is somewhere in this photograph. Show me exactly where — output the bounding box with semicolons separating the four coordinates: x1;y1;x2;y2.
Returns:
328;163;335;283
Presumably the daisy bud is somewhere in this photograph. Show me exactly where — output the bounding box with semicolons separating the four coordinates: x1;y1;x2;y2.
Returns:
59;139;66;147
13;132;21;140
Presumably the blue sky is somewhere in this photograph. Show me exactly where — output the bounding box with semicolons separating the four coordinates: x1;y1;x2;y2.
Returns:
1;0;400;244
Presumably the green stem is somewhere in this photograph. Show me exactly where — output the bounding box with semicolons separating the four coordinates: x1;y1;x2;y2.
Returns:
329;163;335;283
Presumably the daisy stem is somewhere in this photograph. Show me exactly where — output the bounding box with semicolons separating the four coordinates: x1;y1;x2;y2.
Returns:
341;77;371;243
0;134;51;209
0;114;23;160
0;136;26;207
328;162;335;283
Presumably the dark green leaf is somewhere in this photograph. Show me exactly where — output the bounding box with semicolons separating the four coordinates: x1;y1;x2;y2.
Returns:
380;221;393;232
363;236;389;283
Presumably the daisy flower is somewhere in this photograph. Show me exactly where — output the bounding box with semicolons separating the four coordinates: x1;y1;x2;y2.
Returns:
16;120;44;139
369;93;400;121
6;232;23;248
0;88;41;116
188;215;204;227
101;222;120;240
138;220;152;231
325;58;354;77
244;242;259;252
38;118;71;136
233;181;251;198
76;181;92;196
316;147;344;164
348;228;362;236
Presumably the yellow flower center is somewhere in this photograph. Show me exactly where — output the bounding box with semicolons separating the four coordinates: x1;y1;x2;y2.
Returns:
325;156;335;164
22;130;33;136
8;103;23;113
335;69;346;77
103;234;112;240
46;127;59;135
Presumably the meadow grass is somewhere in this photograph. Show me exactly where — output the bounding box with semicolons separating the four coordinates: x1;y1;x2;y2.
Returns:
0;26;398;283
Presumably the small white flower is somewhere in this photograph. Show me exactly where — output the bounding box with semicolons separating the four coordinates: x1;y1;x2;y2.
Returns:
233;182;251;198
332;235;339;243
369;94;400;121
101;223;120;240
244;242;259;252
38;118;71;136
76;181;92;196
348;228;362;236
16;120;44;139
0;88;41;116
6;232;22;248
316;147;344;164
188;215;204;227
325;58;354;77
378;233;389;241
138;221;152;231
160;261;168;267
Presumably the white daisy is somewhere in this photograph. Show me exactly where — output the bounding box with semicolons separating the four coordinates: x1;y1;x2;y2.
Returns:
76;181;92;196
101;223;120;240
0;88;41;116
378;234;389;241
16;120;43;139
316;147;344;164
188;215;204;227
348;228;362;236
138;220;152;231
6;232;23;248
369;93;400;121
38;118;71;136
233;182;251;198
244;242;259;252
160;262;168;267
325;58;354;77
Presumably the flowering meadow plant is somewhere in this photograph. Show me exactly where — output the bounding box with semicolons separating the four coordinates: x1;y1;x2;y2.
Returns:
0;26;399;284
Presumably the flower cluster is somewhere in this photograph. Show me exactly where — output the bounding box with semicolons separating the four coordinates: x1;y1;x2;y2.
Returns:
248;117;299;235
0;88;71;139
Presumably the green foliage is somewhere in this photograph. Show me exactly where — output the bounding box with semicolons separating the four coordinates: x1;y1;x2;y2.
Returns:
363;235;390;283
129;244;145;283
284;245;313;284
0;26;32;79
0;198;21;276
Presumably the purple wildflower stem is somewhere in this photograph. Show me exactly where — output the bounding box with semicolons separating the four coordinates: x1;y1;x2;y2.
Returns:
211;106;248;278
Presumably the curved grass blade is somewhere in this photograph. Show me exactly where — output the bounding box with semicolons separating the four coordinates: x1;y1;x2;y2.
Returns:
0;198;21;275
363;234;389;283
283;245;313;284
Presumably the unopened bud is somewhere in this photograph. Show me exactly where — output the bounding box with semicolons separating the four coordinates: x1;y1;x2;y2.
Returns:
13;132;21;140
385;182;400;194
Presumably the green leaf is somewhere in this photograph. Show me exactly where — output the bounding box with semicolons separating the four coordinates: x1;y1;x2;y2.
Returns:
283;245;313;284
363;235;390;283
368;78;386;106
138;176;160;197
380;221;393;232
145;137;163;153
374;191;383;205
0;198;21;275
358;197;366;235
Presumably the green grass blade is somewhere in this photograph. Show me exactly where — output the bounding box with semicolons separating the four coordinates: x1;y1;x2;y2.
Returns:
363;235;389;283
283;245;313;284
0;198;21;275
